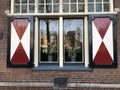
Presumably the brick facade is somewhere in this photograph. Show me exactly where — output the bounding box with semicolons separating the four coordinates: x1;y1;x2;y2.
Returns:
0;0;120;89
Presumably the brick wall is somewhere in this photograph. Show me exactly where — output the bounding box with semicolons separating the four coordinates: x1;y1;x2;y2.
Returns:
0;0;120;90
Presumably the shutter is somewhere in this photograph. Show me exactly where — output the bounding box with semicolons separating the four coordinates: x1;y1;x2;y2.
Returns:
7;16;34;67
89;14;117;68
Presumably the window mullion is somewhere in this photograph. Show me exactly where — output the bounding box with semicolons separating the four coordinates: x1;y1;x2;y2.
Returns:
59;17;63;68
11;0;14;14
34;17;39;67
110;0;113;12
85;0;88;13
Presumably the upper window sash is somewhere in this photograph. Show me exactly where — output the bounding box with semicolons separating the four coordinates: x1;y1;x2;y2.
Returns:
11;0;114;14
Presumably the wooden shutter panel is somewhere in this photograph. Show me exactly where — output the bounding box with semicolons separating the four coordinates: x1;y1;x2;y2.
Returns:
7;16;34;67
89;14;117;68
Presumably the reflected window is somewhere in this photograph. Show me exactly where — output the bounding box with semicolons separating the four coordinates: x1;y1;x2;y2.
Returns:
40;19;59;63
64;19;83;63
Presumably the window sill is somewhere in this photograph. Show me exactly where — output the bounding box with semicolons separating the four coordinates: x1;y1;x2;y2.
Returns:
32;65;91;71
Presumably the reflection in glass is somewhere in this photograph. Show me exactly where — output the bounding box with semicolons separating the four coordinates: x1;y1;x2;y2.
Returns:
29;0;35;3
53;0;59;3
63;4;69;12
71;4;76;12
104;4;109;12
29;5;35;13
78;4;84;12
103;0;109;2
96;0;102;2
22;5;27;13
14;0;20;4
63;0;69;3
38;5;44;13
14;5;20;13
78;0;84;2
22;0;27;3
40;19;58;62
39;0;44;3
64;19;83;62
96;4;102;12
71;0;76;3
46;5;52;13
88;0;94;2
53;5;59;13
88;4;94;12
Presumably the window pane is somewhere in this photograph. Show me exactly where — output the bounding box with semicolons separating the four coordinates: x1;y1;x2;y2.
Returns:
38;5;44;13
104;4;110;12
46;0;52;3
96;4;102;12
39;0;44;3
96;0;102;2
63;0;69;3
29;5;35;13
29;0;35;3
40;19;59;63
14;0;20;4
78;4;84;12
71;0;76;3
64;19;83;63
78;0;84;2
46;5;52;13
71;4;76;12
22;5;27;13
53;0;59;3
103;0;109;2
63;4;69;12
88;0;94;2
53;5;59;13
88;4;94;12
22;0;27;3
14;5;20;13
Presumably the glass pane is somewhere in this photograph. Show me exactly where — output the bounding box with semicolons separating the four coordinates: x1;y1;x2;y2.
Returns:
53;0;59;3
71;0;76;3
63;4;69;12
78;4;84;12
29;5;35;13
22;5;27;13
40;19;59;62
46;5;52;13
29;0;35;3
46;0;52;3
22;0;27;3
88;4;94;12
63;0;69;3
64;19;83;63
39;0;44;3
104;4;110;12
88;0;94;2
53;5;59;13
14;0;20;4
103;0;109;2
71;4;76;12
96;4;102;12
38;5;44;13
96;0;102;2
78;0;84;2
14;5;20;13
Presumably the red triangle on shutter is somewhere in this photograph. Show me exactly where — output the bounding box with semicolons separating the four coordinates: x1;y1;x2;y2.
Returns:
93;18;111;39
94;42;113;65
13;19;29;39
11;43;29;64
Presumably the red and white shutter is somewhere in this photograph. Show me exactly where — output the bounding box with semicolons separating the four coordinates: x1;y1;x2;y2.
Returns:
7;17;34;67
89;15;117;68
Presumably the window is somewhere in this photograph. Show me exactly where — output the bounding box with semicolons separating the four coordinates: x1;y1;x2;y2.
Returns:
8;0;117;69
11;0;113;14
